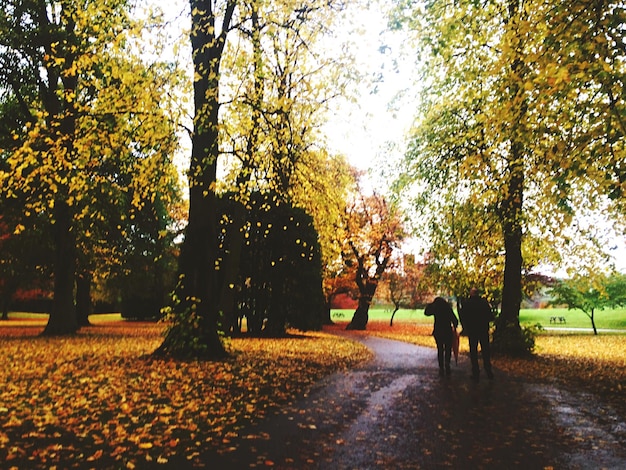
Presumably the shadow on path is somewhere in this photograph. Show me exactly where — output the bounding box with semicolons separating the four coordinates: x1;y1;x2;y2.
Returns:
218;333;626;469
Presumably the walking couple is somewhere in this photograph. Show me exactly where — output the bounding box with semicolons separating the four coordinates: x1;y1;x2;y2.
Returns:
424;288;494;381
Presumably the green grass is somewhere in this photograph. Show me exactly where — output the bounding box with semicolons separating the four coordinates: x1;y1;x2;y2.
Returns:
331;307;626;331
5;308;625;331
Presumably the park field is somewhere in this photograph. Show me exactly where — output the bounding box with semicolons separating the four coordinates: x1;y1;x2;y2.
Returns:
331;307;626;330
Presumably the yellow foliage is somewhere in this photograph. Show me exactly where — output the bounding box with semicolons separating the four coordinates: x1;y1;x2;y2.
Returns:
0;321;371;468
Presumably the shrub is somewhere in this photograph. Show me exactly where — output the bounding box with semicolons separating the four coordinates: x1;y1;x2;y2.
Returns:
491;322;538;357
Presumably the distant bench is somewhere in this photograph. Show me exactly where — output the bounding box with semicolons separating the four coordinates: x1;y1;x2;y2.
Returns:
549;316;567;324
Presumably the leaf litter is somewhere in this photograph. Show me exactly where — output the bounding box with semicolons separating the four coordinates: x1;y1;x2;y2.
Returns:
0;321;371;469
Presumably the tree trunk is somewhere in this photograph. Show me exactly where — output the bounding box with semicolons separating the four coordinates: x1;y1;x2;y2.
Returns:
346;281;377;330
41;4;79;336
156;0;236;359
493;147;524;348
493;1;527;351
389;305;399;327
590;309;598;335
220;5;261;334
43;199;77;335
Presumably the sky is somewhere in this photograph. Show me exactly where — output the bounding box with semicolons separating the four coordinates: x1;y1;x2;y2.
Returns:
322;3;418;177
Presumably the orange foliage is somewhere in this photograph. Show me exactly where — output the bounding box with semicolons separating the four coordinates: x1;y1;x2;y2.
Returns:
0;321;371;468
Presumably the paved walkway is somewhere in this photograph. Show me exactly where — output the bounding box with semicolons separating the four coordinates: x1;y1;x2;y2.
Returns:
218;333;626;469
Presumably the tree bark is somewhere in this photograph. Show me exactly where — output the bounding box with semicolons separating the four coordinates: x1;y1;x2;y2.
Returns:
493;1;527;348
43;199;78;335
39;3;79;336
346;280;377;330
390;305;399;327
156;0;237;359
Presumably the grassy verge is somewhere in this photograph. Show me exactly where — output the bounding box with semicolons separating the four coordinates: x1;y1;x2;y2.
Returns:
332;307;626;330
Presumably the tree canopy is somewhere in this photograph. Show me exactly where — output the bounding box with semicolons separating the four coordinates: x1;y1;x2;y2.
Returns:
391;0;625;352
0;0;185;334
550;271;626;335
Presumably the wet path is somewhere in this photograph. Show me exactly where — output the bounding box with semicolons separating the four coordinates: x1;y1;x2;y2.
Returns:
220;334;626;469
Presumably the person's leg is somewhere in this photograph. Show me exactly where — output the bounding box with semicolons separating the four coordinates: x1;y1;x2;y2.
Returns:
436;341;445;375
480;332;493;378
443;340;452;374
469;336;479;380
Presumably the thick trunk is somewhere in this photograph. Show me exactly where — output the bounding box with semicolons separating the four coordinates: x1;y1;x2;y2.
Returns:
499;223;523;328
40;5;79;336
494;1;527;346
494;148;524;345
346;281;377;330
44;199;77;335
156;0;236;359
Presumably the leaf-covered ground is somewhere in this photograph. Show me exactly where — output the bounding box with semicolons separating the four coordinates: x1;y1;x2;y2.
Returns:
2;318;625;469
0;321;371;469
340;321;626;421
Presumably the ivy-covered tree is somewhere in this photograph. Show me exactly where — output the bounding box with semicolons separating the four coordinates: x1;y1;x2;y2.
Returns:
158;0;351;358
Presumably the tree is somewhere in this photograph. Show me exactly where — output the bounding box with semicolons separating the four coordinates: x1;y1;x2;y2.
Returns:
343;190;405;330
550;271;626;335
219;192;325;336
219;0;354;327
381;254;427;326
157;0;238;359
391;0;625;353
0;1;183;334
158;0;351;358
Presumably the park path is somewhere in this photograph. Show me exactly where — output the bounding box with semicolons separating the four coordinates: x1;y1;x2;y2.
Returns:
220;333;626;469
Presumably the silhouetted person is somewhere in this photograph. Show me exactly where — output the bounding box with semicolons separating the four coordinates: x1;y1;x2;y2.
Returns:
424;297;459;376
459;288;494;381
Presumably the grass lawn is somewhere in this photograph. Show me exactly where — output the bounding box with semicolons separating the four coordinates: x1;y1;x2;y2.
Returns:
332;307;626;330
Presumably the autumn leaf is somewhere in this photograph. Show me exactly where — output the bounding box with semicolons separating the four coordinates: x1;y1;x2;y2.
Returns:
0;321;371;468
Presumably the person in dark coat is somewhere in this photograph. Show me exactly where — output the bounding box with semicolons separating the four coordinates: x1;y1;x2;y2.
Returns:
424;296;459;376
459;288;494;381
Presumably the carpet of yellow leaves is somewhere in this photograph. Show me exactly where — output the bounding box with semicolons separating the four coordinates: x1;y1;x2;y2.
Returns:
0;321;372;469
